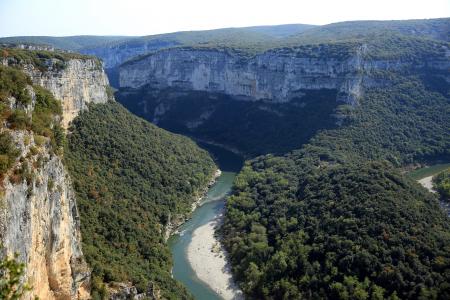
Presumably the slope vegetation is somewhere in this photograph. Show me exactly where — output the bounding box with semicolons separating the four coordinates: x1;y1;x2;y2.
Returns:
286;18;450;44
434;169;450;202
0;35;130;51
221;44;450;299
65;102;215;299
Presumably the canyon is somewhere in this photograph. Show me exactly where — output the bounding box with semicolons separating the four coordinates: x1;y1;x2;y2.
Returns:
0;17;449;300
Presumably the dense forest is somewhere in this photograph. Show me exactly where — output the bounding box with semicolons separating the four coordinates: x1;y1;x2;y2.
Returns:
64;102;215;299
223;159;450;299
222;67;450;298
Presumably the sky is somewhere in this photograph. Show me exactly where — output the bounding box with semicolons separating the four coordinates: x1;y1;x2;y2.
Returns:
0;0;449;37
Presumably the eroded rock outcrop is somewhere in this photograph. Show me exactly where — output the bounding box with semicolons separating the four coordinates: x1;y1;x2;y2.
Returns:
22;59;110;128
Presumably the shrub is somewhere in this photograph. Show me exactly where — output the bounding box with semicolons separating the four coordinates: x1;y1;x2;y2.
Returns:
434;168;450;201
0;252;30;299
29;146;38;156
8;110;29;130
0;65;32;105
33;135;46;147
0;103;12;123
0;155;9;174
0;132;19;176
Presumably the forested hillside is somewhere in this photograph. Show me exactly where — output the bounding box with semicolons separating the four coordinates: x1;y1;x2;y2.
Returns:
65;102;216;299
0;36;130;51
221;62;450;298
285;18;450;44
224;160;450;299
2;18;448;60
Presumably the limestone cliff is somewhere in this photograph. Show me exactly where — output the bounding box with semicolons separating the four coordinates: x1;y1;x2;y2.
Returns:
22;59;109;128
0;130;90;300
0;51;110;299
119;45;450;105
3;55;110;128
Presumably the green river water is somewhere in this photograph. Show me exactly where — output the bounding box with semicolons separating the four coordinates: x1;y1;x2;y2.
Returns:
168;143;243;300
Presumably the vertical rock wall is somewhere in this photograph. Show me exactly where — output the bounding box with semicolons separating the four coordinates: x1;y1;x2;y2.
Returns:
22;59;109;128
1;54;110;299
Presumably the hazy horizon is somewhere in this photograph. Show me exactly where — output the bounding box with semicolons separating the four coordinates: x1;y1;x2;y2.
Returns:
1;0;449;38
2;17;450;39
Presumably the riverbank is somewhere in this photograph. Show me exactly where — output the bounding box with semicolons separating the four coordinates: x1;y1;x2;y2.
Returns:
192;169;223;211
187;211;244;300
165;168;222;240
407;162;450;180
169;142;244;299
414;168;450;216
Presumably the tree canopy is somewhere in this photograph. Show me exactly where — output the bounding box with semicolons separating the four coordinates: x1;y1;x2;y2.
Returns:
65;102;215;299
222;64;450;299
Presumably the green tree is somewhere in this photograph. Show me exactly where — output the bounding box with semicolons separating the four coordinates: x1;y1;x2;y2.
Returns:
0;254;30;300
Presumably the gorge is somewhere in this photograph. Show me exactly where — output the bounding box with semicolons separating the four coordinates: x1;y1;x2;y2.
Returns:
0;17;450;300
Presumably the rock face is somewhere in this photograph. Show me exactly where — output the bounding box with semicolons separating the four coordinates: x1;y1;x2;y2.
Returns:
116;42;449;156
107;282;161;300
119;47;359;105
119;46;450;105
0;130;90;300
22;59;110;128
0;55;111;299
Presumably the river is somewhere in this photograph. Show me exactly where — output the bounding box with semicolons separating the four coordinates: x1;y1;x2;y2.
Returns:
168;142;243;300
